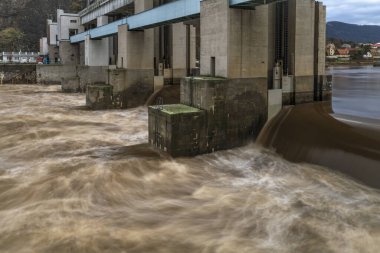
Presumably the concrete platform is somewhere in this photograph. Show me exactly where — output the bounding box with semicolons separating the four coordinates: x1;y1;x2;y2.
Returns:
149;77;268;157
148;104;206;157
86;84;113;110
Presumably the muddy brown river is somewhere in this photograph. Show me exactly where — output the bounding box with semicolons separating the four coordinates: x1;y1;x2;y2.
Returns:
0;72;380;252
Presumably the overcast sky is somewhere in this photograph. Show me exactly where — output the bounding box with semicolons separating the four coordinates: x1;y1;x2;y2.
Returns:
324;0;380;25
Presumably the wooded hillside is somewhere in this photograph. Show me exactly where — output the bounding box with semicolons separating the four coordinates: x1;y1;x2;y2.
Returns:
0;0;85;52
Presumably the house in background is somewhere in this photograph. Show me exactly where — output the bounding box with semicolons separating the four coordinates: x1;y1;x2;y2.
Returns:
1;52;39;64
341;43;352;49
326;43;336;56
335;48;350;61
363;51;373;59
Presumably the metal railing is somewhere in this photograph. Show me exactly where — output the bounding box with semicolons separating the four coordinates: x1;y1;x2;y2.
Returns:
79;0;110;16
79;0;134;24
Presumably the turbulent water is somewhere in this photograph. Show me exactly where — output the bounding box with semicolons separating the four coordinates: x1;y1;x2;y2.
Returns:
0;84;380;253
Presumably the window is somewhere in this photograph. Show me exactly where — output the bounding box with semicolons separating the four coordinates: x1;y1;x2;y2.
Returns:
69;29;78;36
210;57;216;77
70;20;77;23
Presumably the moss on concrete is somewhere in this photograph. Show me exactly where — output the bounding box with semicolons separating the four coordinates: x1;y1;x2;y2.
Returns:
191;76;226;81
151;104;201;115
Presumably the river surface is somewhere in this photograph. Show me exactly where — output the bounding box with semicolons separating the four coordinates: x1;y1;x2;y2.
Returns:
0;68;380;252
331;66;380;120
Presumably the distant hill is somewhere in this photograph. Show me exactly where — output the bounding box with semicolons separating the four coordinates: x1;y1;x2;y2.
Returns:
327;21;380;43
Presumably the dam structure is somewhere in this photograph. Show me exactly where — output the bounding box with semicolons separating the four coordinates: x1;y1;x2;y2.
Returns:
40;0;329;156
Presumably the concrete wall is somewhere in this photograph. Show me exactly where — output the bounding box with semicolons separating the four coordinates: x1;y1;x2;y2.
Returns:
110;69;154;108
79;42;85;65
85;35;110;66
172;22;187;79
59;41;80;65
288;0;315;101
200;0;270;79
228;5;270;78
77;66;108;90
0;64;36;84
315;2;326;77
190;24;197;72
117;25;154;69
36;65;107;88
267;3;276;87
181;77;268;140
48;45;59;63
200;0;229;77
36;65;76;84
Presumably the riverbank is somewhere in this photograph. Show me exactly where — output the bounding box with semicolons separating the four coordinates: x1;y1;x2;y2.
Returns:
326;60;375;67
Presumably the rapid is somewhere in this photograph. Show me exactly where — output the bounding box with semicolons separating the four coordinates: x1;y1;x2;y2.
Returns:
0;81;379;252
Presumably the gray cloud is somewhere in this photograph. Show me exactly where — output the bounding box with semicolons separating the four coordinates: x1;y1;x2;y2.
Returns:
323;0;380;25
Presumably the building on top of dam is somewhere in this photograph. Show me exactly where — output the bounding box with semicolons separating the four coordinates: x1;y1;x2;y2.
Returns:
39;0;330;156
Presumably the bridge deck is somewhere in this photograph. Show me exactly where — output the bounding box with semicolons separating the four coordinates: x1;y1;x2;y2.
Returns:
71;0;280;43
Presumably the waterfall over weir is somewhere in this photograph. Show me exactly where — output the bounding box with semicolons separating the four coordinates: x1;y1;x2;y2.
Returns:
258;102;380;189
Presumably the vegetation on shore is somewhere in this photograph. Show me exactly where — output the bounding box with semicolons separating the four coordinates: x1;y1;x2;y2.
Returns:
0;0;85;52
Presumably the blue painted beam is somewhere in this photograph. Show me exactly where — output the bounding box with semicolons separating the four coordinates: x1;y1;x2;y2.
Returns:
71;31;90;43
230;0;280;6
127;0;200;30
70;0;281;44
91;19;126;39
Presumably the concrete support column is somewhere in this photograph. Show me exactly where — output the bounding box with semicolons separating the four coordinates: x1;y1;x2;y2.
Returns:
190;25;197;73
85;35;109;66
48;45;59;64
117;0;154;70
79;42;85;65
288;0;315;103
315;3;326;77
110;0;154;108
200;0;270;79
135;0;153;13
59;41;80;65
170;22;197;82
172;23;187;80
97;16;108;26
117;24;154;70
84;16;110;66
314;2;327;101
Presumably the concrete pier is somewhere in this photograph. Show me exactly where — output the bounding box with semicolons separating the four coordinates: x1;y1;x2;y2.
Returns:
149;76;267;156
112;0;155;108
149;104;206;157
147;0;329;156
86;83;113;110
